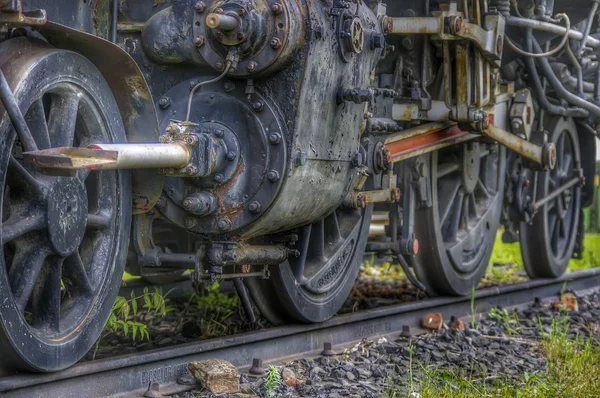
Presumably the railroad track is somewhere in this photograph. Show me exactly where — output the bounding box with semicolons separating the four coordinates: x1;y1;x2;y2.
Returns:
2;268;600;398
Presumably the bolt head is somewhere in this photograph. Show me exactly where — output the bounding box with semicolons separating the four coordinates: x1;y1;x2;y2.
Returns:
186;165;197;175
237;32;246;40
214;173;224;183
252;101;265;112
271;3;283;15
215;61;224;71
193;36;205;47
357;194;367;209
247;61;258;72
158;97;171;109
226;151;236;161
268;133;282;144
223;81;235;92
237;8;246;16
194;1;206;12
215;129;225;138
248;201;261;213
267;170;280;182
270;37;282;49
217;218;231;231
496;36;503;53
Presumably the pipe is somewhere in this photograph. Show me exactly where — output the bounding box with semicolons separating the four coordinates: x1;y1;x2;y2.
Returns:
523;30;588;118
532;35;600;118
88;143;190;169
579;0;600;56
206;13;239;31
0;67;37;152
507;16;600;49
111;0;118;43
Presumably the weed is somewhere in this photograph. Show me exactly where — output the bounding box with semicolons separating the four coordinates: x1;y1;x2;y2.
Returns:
265;365;281;398
488;306;520;334
469;284;477;329
92;287;173;359
187;282;238;337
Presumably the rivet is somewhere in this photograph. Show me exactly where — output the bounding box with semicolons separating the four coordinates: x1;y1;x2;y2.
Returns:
252;101;264;112
215;129;225;138
194;1;206;13
270;37;282;49
248;201;262;213
226;151;236;161
217;218;231;231
214;173;224;183
193;36;205;47
158;97;171;109
247;61;258;72
268;132;282;145
267;170;280;182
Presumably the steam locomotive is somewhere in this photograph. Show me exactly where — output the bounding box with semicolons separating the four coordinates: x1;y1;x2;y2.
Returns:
0;0;596;371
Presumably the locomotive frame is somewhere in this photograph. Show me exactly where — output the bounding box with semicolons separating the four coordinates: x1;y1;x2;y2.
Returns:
0;0;596;371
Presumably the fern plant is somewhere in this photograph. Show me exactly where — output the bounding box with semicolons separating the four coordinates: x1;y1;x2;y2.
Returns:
92;286;173;359
265;365;281;398
187;282;238;337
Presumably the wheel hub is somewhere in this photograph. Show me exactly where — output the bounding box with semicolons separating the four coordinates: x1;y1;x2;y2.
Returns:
46;178;88;256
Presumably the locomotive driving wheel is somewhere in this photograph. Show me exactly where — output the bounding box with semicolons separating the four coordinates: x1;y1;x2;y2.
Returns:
520;117;581;278
247;205;372;324
0;38;130;371
411;141;506;296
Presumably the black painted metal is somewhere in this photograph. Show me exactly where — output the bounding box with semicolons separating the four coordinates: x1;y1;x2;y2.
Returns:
1;268;599;397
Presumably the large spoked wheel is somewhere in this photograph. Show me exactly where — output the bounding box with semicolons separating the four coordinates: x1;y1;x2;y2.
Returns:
520;117;581;278
411;141;506;296
0;38;131;371
247;206;372;324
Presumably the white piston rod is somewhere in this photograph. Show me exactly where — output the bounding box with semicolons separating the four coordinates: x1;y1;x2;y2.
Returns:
88;143;190;169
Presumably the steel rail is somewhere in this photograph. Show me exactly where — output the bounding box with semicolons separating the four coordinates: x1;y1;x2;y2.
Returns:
1;269;600;397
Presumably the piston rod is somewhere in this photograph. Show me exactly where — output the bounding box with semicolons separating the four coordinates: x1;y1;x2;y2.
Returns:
484;125;556;170
206;13;239;31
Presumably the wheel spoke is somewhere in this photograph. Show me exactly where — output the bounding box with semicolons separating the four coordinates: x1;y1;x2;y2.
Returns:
556;134;565;171
47;92;80;147
87;211;114;230
30;256;63;332
445;190;464;240
308;218;325;262
291;225;311;283
476;179;490;198
25;98;51;150
1;213;45;244
437;163;460;179
324;211;342;244
469;193;478;219
562;153;572;174
8;156;46;193
8;244;48;312
63;251;92;296
460;193;470;231
439;177;461;225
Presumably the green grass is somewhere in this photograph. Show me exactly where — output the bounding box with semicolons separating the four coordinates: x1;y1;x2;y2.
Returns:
490;233;600;272
384;315;600;398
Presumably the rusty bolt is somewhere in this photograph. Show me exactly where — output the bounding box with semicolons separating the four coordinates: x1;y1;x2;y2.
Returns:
226;151;236;161
248;201;262;213
214;31;223;40
186;165;198;175
247;61;258;72
357;194;367;209
237;8;246;16
217;218;231;231
184;217;198;229
214;173;224;183
215;129;225;138
267;170;280;182
237;32;246;40
452;16;463;34
166;124;177;134
496;36;503;53
270;37;282;49
158;97;171;109
215;8;223;14
252;100;265;112
223;81;235;92
185;135;199;146
215;61;225;71
194;1;206;13
193;36;205;47
268;132;282;145
271;3;283;15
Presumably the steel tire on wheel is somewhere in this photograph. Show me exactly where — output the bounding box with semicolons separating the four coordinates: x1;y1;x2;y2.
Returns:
520;117;581;279
246;206;372;325
0;37;131;371
411;141;506;296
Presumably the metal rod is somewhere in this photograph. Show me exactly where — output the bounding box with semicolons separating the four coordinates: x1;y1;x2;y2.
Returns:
206;13;239;31
507;16;600;49
233;278;256;323
534;176;581;210
111;0;118;43
86;143;190;169
388;17;442;35
485;125;552;167
0;67;37;152
579;0;599;56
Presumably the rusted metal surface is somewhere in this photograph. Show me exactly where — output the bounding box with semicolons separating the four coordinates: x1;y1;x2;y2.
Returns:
484;124;553;168
38;22;162;214
0;0;46;25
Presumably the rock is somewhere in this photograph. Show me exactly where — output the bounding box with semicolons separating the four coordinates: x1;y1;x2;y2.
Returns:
449;318;465;331
422;313;443;331
188;359;239;394
282;367;298;387
356;368;373;379
345;371;356;381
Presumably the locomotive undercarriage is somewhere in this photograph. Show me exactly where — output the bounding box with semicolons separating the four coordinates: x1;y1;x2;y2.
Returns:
0;0;596;371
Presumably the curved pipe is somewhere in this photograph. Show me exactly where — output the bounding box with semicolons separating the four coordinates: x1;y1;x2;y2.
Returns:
508;16;600;49
523;29;588;118
531;32;600;118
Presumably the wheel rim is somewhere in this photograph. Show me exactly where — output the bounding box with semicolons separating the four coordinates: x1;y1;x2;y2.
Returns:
2;82;118;338
436;142;501;274
412;141;504;296
545;129;578;260
0;39;129;371
520;118;581;278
